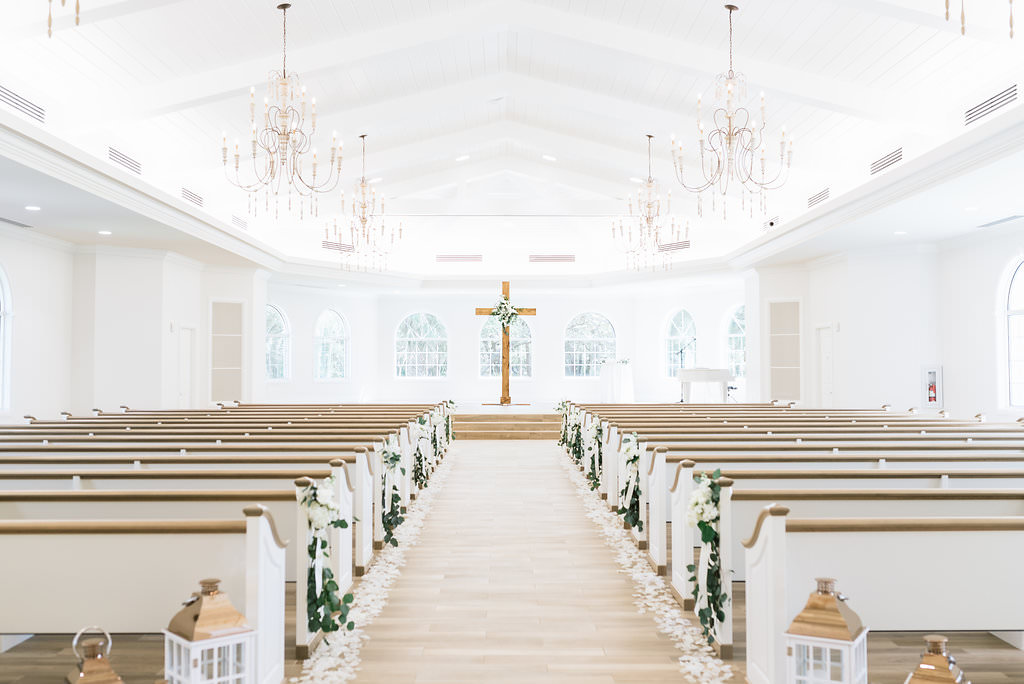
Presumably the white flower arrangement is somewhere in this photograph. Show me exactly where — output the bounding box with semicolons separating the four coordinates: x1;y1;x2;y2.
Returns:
299;475;343;531
686;476;717;527
491;295;519;328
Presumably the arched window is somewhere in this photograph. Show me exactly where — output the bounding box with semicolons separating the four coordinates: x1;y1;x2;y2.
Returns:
480;316;532;378
314;309;349;380
564;312;616;377
1009;262;1024;406
666;309;697;376
396;313;448;377
727;306;746;378
265;305;290;380
0;265;10;411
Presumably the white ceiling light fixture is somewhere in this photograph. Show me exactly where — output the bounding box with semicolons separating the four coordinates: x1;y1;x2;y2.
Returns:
220;2;344;220
97;230;112;235
946;1;1014;37
613;134;687;272
455;155;470;162
541;154;557;162
47;0;81;38
324;134;401;273
671;3;793;219
24;206;41;212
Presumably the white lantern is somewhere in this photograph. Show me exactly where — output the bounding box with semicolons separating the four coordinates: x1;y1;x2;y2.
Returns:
785;578;868;684
162;578;257;684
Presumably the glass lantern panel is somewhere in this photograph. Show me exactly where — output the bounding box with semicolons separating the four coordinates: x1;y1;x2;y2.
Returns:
829;648;844;681
200;646;217;678
796;644;810;676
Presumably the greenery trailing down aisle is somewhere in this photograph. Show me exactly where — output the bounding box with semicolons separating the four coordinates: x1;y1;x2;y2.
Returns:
299;477;355;636
617;432;643;532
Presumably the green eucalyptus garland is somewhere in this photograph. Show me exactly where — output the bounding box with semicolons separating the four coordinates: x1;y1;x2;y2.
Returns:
381;442;405;547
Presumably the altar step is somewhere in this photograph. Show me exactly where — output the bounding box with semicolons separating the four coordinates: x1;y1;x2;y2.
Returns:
453;414;561;440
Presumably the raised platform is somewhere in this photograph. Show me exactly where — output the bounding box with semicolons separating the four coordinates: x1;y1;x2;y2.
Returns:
453;413;561;440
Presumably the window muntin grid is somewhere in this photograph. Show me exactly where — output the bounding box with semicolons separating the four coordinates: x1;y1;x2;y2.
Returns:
480;316;532;377
564;312;616;377
265;305;289;380
314;309;348;380
666;309;697;376
396;312;448;378
727;306;746;378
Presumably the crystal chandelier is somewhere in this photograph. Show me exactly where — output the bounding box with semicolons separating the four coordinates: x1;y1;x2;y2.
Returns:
613;135;687;271
324;135;400;272
47;0;80;37
221;2;343;220
671;4;792;219
946;1;1014;37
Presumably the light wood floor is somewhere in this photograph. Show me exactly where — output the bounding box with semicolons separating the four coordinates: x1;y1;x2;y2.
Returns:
4;439;1024;682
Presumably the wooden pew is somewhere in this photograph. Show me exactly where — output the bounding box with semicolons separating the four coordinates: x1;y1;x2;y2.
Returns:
743;508;1024;684
702;480;1024;656
0;506;286;681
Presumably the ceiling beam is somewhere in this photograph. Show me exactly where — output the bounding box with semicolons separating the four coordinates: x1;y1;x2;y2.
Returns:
136;0;883;121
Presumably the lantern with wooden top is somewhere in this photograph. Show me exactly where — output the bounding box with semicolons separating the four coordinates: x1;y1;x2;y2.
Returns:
904;635;972;683
786;577;868;684
64;626;123;684
162;578;256;684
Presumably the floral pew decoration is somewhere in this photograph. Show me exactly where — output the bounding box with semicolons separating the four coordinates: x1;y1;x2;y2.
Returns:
686;470;729;649
617;432;643;532
298;477;355;637
380;434;406;547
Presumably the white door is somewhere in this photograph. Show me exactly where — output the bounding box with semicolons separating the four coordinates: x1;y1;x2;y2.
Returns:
815;325;834;408
178;327;195;408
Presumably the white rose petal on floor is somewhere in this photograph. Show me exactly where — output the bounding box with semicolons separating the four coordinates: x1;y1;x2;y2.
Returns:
293;455;455;684
561;458;734;683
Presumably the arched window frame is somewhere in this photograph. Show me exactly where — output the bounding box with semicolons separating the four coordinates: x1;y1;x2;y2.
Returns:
727;306;747;379
395;312;448;378
479;316;532;378
563;312;617;377
666;309;698;377
265;304;291;381
0;265;11;412
1008;261;1024;407
314;309;349;381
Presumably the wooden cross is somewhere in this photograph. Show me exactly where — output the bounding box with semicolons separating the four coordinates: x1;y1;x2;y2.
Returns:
475;281;536;405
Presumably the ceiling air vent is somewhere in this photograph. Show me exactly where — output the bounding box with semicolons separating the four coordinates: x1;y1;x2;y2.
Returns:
762;216;781;231
321;240;355;253
966;85;1017;126
529;254;575;263
870;148;902;176
657;240;691;252
231;215;248;231
0;216;32;229
807;188;829;209
181;188;203;207
108;147;141;175
978;215;1024;229
435;254;483;263
0;84;45;123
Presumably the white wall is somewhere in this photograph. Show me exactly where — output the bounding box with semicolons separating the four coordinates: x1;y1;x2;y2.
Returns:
263;278;747;405
938;225;1024;420
0;226;73;419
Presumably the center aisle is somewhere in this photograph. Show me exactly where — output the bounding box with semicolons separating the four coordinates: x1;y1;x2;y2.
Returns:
351;439;697;683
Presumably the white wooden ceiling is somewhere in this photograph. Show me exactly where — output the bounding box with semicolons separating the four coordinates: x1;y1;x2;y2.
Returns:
1;0;1023;275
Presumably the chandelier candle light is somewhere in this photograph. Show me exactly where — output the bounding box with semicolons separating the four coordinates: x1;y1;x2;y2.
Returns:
324;134;401;272
613;134;686;271
47;0;80;37
671;4;792;219
946;0;1014;38
222;2;344;220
